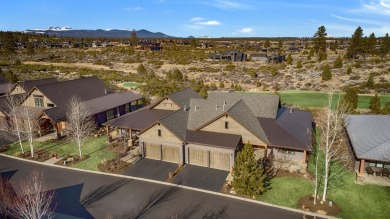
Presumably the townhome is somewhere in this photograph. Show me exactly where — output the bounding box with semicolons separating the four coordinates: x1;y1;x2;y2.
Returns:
105;88;313;172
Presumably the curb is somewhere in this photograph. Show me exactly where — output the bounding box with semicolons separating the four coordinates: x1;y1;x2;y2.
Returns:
0;153;336;219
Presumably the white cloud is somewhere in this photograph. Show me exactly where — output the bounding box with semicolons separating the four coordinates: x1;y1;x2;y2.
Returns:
331;14;380;25
189;17;205;22
195;20;221;26
204;0;250;10
352;0;390;15
239;27;254;33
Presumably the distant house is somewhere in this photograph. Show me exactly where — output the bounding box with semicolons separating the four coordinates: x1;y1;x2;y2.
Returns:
268;54;286;64
209;50;247;62
250;53;268;64
104;89;313;172
345;115;390;176
136;42;163;51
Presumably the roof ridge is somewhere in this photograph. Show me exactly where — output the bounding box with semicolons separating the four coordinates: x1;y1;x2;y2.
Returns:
359;138;390;158
36;76;98;88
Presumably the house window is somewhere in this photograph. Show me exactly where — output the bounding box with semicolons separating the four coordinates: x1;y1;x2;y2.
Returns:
225;121;229;129
369;162;376;167
157;129;161;137
125;103;130;113
106;110;114;120
280;149;295;155
47;103;55;108
34;97;44;107
384;163;390;168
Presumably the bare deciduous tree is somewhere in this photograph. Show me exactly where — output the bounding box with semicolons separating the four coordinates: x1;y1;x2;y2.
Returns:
66;96;96;159
1;85;25;154
18;105;39;158
0;170;56;219
318;92;351;202
12;170;56;219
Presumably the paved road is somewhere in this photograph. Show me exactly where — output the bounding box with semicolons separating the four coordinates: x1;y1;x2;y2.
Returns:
0;155;309;219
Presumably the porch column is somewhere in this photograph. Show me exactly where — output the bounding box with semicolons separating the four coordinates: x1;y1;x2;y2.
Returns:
129;128;133;146
302;150;307;165
359;159;365;176
105;126;110;142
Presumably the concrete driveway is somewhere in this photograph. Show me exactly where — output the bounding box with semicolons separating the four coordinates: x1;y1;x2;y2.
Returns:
124;158;179;182
173;165;229;192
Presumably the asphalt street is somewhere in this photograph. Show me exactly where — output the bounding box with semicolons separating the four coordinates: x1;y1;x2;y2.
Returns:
0;155;312;219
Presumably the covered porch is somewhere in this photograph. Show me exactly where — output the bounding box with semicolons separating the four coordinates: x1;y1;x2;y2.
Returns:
356;159;390;186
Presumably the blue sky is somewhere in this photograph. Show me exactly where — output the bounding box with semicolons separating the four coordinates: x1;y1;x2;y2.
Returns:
1;0;390;37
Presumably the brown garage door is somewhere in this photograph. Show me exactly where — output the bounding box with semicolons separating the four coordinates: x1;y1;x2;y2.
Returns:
162;145;180;163
188;148;208;167
144;143;161;160
210;151;230;171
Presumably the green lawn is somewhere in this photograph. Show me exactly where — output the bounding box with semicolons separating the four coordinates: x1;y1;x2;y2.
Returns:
122;81;144;88
4;136;116;171
277;90;390;109
258;174;390;219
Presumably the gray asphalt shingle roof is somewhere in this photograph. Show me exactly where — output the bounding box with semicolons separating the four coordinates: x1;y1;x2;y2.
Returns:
44;92;142;122
160;108;189;141
0;83;15;95
18;78;58;93
103;108;174;130
207;91;280;118
345;115;390;162
259;108;312;151
166;88;203;108
35;76;112;107
186;130;241;149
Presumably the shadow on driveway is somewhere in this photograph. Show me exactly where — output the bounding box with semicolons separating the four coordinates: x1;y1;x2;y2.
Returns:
173;165;228;192
123;158;179;182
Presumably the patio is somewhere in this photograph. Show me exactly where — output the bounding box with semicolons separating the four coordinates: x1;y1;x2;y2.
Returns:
356;168;390;187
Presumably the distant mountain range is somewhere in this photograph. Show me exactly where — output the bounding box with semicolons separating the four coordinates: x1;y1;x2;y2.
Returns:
24;27;173;38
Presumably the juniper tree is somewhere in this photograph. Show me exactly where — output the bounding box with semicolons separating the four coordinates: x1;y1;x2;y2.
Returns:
369;93;381;114
232;143;266;197
341;87;358;113
321;64;332;81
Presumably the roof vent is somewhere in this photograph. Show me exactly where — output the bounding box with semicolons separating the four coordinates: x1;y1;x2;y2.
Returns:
195;106;198;111
184;105;187;111
216;105;219;110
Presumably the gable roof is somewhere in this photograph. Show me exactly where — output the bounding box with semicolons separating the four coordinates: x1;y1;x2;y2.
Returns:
187;97;270;144
0;83;15;95
345;115;390;162
102;108;173;130
150;88;203;109
259;108;312;151
17;78;58;93
159;108;189;141
34;76;112;107
44;91;142;122
207;91;280;118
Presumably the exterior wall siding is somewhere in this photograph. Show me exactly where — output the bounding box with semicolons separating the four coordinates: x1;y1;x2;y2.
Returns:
22;89;55;108
267;148;306;172
10;85;24;95
200;115;266;146
152;98;180;110
139;124;182;144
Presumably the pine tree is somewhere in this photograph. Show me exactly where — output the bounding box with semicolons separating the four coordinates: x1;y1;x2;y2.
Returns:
219;81;225;89
130;29;138;47
137;64;146;75
347;26;364;59
383;102;390;114
313;26;327;58
379;33;390;58
366;74;375;89
346;66;352;75
264;39;271;48
333;55;343;68
321;64;332;81
232;143;266;197
369;93;381;114
296;59;302;68
341;87;358;112
366;33;377;55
